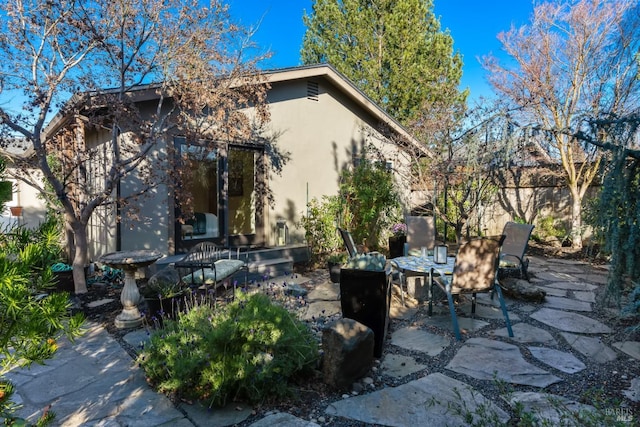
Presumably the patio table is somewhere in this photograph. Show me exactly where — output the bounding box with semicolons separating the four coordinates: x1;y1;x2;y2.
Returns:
390;255;455;306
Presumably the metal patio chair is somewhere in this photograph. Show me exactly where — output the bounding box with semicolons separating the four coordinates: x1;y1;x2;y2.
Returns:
175;241;247;294
429;236;513;341
499;221;535;281
405;215;440;256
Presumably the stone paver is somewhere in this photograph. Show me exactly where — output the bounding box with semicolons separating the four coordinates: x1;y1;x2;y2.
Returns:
536;271;578;282
542;287;568;297
612;341;640;360
528;346;586;374
470;303;521;321
248;412;320;427
573;273;609;285
445;338;561;387
381;354;427;378
476;292;518;306
297;300;341;321
389;304;419;320
542;264;585;274
572;290;596;303
9;258;638;427
543;296;592;312
493;323;557;345
420;315;490;336
181;402;253;427
325;373;510;427
545;281;598;291
506;391;596;426
306;282;339;301
123;328;152;351
546;258;589;266
530;308;612;334
390;326;450;356
86;297;116;308
560;332;618;363
624;377;640;402
517;304;539;313
8;323;188;426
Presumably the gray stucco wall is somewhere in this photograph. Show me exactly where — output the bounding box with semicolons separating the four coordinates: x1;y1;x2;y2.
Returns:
263;77;406;246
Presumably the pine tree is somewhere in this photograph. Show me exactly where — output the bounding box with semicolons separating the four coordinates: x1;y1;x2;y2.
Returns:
301;0;466;125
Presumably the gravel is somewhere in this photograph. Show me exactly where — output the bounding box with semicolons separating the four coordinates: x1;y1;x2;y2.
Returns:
77;254;640;426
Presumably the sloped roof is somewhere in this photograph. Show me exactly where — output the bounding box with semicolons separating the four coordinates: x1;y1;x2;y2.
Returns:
262;64;424;149
0;137;35;160
43;63;426;154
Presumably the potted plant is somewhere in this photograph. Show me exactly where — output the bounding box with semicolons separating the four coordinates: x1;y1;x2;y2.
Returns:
327;252;347;283
339;253;390;358
388;223;407;258
141;268;188;325
51;262;75;293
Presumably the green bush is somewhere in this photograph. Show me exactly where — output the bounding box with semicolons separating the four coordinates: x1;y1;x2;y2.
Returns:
339;155;401;251
532;215;568;243
299;195;344;266
0;215;84;426
138;292;319;407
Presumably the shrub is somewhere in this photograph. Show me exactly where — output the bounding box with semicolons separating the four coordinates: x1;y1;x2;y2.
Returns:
621;281;640;334
0;217;84;426
532;215;568;244
299;195;344;266
339;154;401;251
137;292;319;407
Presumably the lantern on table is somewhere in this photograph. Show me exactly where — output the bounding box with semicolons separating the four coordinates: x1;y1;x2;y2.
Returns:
434;245;448;264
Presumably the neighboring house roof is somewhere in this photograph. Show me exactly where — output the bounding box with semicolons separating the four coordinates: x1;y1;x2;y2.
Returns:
43;63;427;155
0;137;35;160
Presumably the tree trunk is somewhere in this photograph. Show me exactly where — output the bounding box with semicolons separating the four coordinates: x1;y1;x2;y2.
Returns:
454;222;465;244
569;190;583;249
70;220;89;294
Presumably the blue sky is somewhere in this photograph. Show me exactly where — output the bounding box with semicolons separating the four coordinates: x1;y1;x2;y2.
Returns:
227;0;535;101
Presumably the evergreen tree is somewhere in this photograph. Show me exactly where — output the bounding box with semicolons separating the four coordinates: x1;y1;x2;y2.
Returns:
301;0;466;125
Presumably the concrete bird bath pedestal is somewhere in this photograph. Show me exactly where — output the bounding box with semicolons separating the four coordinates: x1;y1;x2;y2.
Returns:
99;250;162;329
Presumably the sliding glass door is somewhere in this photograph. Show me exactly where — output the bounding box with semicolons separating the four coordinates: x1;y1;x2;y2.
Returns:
176;138;262;248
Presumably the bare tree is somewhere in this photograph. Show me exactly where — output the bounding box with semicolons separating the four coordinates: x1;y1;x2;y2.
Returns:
483;0;640;248
397;95;515;243
0;0;270;293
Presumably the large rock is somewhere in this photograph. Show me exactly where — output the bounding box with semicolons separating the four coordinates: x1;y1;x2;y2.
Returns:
322;318;374;389
148;267;181;288
500;278;546;302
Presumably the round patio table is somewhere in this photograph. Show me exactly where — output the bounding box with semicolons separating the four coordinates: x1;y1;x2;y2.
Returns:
99;250;162;329
390;255;455;306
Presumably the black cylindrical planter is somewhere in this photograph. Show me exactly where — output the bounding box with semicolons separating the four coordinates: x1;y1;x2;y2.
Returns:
339;268;391;358
388;236;407;259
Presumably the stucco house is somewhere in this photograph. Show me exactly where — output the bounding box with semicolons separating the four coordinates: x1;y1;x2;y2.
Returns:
0;142;47;230
41;64;422;262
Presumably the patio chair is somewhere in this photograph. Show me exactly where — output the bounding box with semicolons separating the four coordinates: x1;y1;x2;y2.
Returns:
499;221;535;281
429;236;513;341
338;228;380;257
338;228;359;257
405;215;438;255
175;241;247;294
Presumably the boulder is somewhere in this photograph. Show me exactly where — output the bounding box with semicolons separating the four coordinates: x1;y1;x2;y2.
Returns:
148;267;181;288
322;318;374;389
501;278;546;302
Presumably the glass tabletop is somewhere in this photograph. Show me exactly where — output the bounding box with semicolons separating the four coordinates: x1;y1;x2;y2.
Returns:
390;256;455;275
